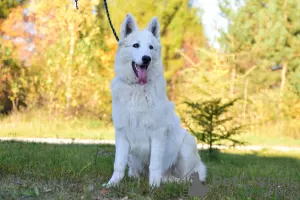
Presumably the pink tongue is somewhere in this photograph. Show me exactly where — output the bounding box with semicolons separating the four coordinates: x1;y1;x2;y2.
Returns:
137;67;147;85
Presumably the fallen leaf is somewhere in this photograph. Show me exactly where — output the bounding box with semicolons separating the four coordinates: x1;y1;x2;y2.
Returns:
100;188;110;196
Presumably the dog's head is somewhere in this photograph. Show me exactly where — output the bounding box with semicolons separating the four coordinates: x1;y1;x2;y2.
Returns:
115;14;162;85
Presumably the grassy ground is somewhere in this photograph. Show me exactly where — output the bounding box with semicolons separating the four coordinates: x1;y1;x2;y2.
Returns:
1;126;300;147
1;111;300;147
1;119;300;147
0;141;300;200
0;112;115;140
234;133;300;147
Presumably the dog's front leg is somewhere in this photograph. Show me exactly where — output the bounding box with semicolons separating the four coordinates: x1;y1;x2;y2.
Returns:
149;129;166;188
106;129;129;186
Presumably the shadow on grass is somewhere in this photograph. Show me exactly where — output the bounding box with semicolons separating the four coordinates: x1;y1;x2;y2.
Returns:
0;141;299;200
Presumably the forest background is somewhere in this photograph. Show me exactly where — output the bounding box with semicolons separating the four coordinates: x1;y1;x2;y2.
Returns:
1;0;299;146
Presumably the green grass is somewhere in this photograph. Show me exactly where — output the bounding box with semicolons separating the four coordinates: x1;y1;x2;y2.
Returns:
1;125;300;147
0;111;115;140
1;123;300;148
234;133;300;147
1;111;300;147
3;126;300;147
0;125;114;140
0;142;300;200
2;123;300;147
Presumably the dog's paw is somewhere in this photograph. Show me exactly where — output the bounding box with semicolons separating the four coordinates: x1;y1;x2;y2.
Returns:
149;172;162;188
101;183;110;188
162;175;180;183
150;181;160;188
105;171;124;187
149;182;160;190
103;181;117;188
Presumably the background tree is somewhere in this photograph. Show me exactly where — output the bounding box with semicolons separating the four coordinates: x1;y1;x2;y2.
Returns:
219;0;300;92
0;41;28;113
0;0;26;19
0;0;206;120
218;0;300;137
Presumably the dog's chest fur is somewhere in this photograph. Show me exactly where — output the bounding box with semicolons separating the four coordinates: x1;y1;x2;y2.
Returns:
111;76;178;159
111;76;171;129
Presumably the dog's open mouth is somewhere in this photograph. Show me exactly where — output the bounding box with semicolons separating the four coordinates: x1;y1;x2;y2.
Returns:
132;61;148;85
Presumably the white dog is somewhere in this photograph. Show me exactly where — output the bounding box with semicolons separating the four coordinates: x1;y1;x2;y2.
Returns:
105;14;206;188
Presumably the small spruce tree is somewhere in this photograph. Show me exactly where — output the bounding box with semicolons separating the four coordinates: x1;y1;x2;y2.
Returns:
184;98;246;152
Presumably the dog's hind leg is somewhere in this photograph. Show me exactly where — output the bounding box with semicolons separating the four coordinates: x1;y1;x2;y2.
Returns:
193;159;206;182
178;132;206;182
160;167;178;183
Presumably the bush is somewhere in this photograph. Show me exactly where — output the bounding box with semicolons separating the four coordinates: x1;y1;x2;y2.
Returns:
184;98;246;152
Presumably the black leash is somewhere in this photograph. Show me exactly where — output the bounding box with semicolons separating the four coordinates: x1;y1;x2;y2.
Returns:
75;0;79;9
74;0;119;42
103;0;119;42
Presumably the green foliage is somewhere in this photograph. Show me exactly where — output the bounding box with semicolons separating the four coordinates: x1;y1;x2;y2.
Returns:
215;0;300;139
289;66;300;97
17;0;116;119
0;0;26;19
0;0;299;142
184;98;245;152
0;42;28;113
219;0;300;88
0;0;205;120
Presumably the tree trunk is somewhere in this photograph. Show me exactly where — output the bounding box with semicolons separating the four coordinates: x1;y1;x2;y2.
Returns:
66;21;75;114
230;65;236;98
12;98;18;112
209;139;213;153
209;116;213;153
280;62;287;91
243;79;249;121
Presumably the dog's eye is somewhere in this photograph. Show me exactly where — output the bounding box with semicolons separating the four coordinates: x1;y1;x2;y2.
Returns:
149;45;153;50
133;43;139;48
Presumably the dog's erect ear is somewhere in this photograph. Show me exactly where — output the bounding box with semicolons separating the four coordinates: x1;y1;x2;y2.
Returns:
147;17;160;39
120;14;138;40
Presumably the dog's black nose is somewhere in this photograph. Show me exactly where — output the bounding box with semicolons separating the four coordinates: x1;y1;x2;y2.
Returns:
142;55;151;64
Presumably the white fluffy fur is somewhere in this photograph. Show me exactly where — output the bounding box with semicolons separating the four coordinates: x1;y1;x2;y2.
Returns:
106;14;206;188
